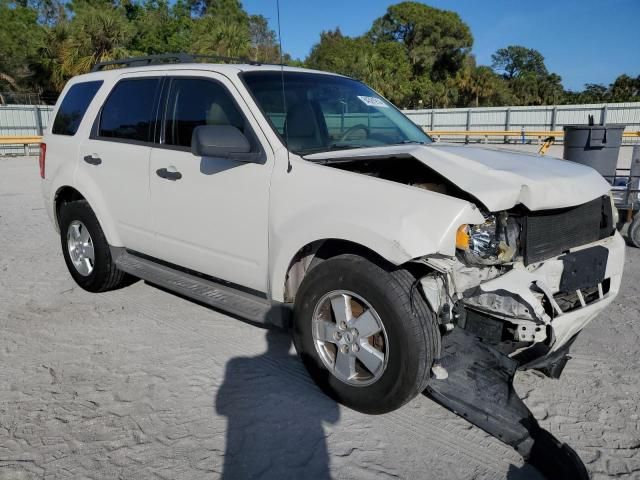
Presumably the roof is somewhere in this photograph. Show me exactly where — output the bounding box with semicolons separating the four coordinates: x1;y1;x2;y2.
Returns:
70;62;337;84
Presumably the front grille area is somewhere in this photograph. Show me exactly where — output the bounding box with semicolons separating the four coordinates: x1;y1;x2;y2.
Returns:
523;196;614;265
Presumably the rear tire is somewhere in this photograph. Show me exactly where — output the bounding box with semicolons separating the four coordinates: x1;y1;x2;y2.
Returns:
292;254;439;414
59;200;134;292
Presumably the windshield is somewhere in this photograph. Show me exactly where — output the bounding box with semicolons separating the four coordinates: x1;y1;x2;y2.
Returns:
242;71;432;155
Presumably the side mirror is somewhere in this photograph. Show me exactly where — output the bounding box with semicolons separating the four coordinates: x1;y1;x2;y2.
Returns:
191;125;259;162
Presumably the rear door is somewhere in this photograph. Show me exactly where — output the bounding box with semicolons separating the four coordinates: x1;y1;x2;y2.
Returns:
149;72;273;294
78;73;163;254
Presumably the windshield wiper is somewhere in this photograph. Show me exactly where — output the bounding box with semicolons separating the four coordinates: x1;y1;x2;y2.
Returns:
395;140;426;145
327;143;365;151
294;144;364;156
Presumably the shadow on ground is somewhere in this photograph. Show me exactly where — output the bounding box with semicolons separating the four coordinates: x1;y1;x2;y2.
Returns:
215;329;340;479
214;328;549;480
506;463;546;480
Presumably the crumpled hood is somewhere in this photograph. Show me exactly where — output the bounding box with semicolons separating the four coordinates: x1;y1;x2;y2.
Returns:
305;144;612;211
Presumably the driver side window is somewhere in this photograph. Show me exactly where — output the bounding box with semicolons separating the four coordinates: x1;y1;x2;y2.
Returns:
164;78;247;148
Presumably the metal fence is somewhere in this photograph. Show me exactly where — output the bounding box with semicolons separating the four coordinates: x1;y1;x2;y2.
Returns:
0;91;54;105
402;102;640;144
0;105;54;154
1;102;640;155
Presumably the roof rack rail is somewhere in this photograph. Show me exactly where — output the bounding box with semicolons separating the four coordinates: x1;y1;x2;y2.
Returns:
91;53;275;72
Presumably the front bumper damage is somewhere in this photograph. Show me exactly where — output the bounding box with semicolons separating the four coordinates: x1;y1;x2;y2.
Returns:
419;232;625;479
421;231;625;368
425;328;590;480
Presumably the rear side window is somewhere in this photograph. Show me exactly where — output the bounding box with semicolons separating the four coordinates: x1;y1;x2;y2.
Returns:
52;81;102;136
98;78;160;142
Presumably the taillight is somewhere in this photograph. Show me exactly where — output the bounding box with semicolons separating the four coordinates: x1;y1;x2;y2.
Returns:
39;143;46;179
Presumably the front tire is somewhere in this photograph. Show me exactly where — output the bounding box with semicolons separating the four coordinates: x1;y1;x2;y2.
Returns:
292;254;440;414
59;200;134;292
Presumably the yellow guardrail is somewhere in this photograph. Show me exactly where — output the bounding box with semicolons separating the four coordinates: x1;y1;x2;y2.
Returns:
425;130;640;138
0;135;43;145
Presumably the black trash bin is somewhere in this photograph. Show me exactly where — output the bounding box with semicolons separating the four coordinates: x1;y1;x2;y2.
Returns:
563;124;625;178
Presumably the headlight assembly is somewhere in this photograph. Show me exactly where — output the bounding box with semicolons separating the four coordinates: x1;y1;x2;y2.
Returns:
456;212;520;266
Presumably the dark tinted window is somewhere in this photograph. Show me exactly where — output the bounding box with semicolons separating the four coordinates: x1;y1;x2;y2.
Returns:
52;81;102;136
99;78;160;142
165;78;246;148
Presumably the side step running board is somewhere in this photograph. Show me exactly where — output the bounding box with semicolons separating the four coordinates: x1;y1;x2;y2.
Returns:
425;328;590;480
113;249;290;328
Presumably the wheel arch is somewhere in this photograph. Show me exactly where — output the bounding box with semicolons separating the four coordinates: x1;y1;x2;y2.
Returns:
54;184;122;246
279;238;407;303
54;186;85;230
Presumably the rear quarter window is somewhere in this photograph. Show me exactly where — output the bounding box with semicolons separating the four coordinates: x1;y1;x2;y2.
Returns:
52;81;103;136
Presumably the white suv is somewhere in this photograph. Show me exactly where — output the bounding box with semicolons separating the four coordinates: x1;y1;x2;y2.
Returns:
41;56;624;423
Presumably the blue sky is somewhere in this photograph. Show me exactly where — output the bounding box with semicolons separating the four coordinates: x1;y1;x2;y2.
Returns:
242;0;640;91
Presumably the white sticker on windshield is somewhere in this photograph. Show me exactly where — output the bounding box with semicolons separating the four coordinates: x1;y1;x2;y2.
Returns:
357;95;389;108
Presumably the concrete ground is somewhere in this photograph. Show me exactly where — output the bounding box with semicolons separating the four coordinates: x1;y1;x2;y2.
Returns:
0;156;639;480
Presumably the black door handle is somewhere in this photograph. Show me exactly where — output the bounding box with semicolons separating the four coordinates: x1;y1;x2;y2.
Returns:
156;168;182;181
83;155;102;165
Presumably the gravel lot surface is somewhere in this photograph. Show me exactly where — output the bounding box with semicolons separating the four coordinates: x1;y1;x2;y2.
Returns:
1;156;639;480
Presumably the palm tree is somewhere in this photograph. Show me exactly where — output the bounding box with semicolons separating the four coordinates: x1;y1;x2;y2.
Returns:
36;22;73;92
37;6;132;92
67;7;132;74
470;66;496;107
193;17;250;58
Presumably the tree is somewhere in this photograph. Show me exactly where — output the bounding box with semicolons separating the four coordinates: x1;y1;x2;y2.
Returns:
188;0;246;19
491;45;547;79
461;67;498;107
580;83;609;103
306;29;366;77
0;0;285;98
451;55;512;107
356;41;413;106
490;45;566;105
0;0;44;92
609;74;640;103
32;22;72;92
410;76;451;108
249;14;279;62
18;0;65;25
192;15;250;58
538;72;563;105
306;28;414;106
34;4;132;91
66;4;133;73
3;0;640;106
368;1;472;80
129;0;192;55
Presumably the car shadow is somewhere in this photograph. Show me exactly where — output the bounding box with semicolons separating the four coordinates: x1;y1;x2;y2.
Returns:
146;283;549;478
215;328;340;479
506;463;546;479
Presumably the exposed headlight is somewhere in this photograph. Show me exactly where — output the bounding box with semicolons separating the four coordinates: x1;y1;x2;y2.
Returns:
456;212;519;265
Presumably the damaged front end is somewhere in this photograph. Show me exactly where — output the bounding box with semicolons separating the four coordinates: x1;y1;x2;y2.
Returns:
420;194;622;373
417;198;625;480
304;146;625;477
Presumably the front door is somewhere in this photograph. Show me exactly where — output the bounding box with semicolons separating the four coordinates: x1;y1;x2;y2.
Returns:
149;73;273;294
